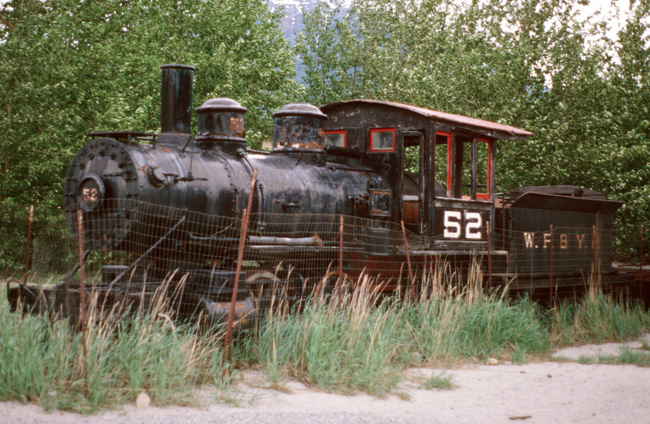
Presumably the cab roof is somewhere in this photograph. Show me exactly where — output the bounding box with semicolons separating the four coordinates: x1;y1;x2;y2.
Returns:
320;99;533;141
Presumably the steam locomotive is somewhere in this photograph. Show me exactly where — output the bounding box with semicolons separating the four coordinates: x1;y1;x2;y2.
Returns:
9;64;637;321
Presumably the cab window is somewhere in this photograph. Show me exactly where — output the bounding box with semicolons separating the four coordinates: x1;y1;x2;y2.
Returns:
369;128;395;152
325;130;346;148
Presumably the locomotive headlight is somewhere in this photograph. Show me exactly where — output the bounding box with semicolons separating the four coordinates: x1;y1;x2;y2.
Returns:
78;174;105;212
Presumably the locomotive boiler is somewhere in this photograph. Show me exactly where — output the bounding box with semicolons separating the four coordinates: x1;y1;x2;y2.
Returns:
8;64;640;322
65;65;375;258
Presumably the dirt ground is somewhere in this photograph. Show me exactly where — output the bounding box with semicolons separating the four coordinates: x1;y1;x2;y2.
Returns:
1;335;649;424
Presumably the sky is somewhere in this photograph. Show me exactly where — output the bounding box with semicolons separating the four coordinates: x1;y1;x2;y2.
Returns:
0;0;634;18
578;0;631;35
0;0;638;39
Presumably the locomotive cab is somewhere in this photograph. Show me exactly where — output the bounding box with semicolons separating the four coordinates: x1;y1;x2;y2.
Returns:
320;100;532;251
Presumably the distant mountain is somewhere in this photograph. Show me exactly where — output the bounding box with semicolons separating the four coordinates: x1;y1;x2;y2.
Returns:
268;1;347;81
268;0;321;44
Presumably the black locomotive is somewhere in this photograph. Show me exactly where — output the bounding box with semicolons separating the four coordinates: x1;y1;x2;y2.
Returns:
9;64;637;321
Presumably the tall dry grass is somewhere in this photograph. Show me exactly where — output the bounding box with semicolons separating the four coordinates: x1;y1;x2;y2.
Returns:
238;261;550;395
1;261;649;409
0;278;226;413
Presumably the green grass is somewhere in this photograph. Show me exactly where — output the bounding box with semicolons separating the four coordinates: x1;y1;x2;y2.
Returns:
0;289;227;413
237;273;552;396
585;347;650;367
618;346;650;366
239;282;409;396
421;372;454;390
550;294;650;346
1;269;649;412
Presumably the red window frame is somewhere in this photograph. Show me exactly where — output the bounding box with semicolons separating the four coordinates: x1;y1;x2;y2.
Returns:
476;138;492;201
436;132;492;200
324;130;347;148
369;128;396;152
435;131;452;195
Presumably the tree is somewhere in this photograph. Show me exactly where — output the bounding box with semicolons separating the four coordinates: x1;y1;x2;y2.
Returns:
0;0;299;270
297;0;650;254
599;0;650;253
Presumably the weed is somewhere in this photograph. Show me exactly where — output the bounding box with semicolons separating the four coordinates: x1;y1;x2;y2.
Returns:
0;284;227;413
550;295;650;346
211;369;257;406
422;372;454;390
617;347;650;367
510;349;527;364
578;355;597;364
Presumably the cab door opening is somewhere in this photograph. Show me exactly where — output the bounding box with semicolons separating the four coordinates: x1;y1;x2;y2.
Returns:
401;131;424;234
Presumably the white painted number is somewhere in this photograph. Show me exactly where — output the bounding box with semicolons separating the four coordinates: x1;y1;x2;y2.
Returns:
443;211;461;239
465;212;482;239
443;210;483;240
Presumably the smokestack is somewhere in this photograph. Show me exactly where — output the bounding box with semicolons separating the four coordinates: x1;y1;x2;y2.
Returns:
159;64;195;145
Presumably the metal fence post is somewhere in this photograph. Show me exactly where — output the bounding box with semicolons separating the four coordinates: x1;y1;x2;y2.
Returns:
338;215;344;300
223;169;257;375
549;224;554;309
77;210;88;381
400;221;416;303
24;206;34;286
487;225;492;290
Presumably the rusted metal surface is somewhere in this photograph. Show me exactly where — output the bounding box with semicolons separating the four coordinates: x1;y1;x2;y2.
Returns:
160;64;195;135
204;299;257;327
338;215;344;299
516;185;607;199
196;97;246;151
506;207;614;274
321;99;532;141
487;225;492;289
77;211;88;373
271;103;327;152
510;192;622;214
549;225;554;308
401;220;416;303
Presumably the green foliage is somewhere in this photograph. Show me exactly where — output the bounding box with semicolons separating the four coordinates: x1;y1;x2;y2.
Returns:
403;293;550;362
421;372;454;390
246;296;407;396
550;294;650;345
297;0;650;255
0;0;299;271
618;346;650;367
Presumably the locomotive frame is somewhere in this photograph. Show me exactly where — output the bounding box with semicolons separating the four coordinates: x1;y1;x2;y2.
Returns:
7;64;643;322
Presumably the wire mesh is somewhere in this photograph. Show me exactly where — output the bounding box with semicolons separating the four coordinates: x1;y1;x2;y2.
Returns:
9;200;640;309
5;200;647;386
